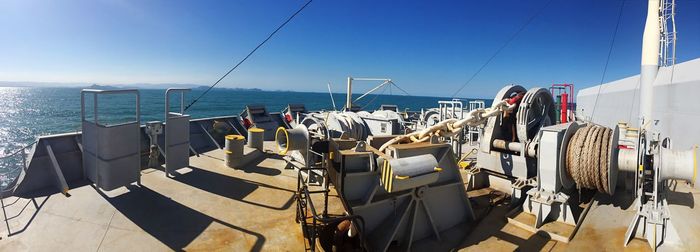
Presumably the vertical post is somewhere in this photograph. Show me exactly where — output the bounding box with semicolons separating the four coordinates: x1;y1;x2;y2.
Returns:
80;92;85;122
346;77;353;111
94;93;100;189
640;0;661;135
561;93;568;123
94;93;99;125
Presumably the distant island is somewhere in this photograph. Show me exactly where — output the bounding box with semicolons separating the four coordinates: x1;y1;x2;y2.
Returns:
193;85;263;92
85;84;121;90
0;81;272;92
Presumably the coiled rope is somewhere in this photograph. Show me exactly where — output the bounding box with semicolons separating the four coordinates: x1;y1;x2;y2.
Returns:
566;124;613;194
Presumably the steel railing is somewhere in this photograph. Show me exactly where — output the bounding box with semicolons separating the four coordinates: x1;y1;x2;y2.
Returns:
295;167;366;251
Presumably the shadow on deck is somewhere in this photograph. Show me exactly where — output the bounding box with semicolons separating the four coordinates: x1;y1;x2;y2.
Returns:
170;164;295;211
97;184;266;251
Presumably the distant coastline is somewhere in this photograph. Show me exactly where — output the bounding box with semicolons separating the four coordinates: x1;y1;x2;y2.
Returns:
0;81;265;92
0;81;486;100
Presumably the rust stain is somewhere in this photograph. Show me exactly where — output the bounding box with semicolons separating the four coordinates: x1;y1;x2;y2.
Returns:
565;227;651;252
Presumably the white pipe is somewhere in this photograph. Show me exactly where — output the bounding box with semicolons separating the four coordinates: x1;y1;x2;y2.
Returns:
354;80;389;102
639;0;660;132
346;77;353;110
327;82;337;111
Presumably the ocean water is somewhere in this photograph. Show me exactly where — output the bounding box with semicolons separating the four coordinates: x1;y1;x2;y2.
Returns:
0;87;491;185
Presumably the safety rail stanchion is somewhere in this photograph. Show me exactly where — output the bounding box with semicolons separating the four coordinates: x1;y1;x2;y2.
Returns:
1;184;7;236
0;141;36;236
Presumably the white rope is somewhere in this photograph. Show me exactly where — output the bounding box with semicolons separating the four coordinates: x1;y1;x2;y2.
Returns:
378;98;519;152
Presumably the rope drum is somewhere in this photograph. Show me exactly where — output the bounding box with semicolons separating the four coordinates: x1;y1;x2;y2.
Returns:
566;124;613;194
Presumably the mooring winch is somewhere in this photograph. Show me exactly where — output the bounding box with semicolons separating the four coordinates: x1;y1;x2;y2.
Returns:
323;139;474;251
275;109;408;185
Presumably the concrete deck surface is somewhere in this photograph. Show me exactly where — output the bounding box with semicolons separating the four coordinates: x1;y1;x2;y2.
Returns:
1;142;699;251
0;143;343;251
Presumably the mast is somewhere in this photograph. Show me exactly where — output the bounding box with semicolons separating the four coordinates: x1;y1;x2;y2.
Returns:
639;0;660;139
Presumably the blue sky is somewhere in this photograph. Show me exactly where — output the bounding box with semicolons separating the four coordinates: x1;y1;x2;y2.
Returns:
1;0;699;98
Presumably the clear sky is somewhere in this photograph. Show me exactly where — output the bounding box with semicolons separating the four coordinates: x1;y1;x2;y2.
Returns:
1;0;699;98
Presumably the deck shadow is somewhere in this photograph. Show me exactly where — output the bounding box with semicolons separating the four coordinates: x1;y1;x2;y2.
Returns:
1;195;50;237
172;166;295;211
96;185;265;251
457;190;552;251
595;188;635;210
242;165;281;176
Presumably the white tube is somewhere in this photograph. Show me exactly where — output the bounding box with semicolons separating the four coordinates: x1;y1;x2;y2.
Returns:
639;0;660;131
346;77;353;110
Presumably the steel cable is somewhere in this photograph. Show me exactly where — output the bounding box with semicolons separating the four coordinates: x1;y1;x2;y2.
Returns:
184;0;314;111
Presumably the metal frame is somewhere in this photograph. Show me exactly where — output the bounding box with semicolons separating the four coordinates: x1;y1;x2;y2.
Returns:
0;142;35;235
165;88;191;176
295;167;366;251
81;89;140;127
80;89;141;189
346;77;393;110
438;99;464;158
660;0;676;66
467;100;485;145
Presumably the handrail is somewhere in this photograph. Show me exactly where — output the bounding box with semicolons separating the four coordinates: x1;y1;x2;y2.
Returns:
165;88;191;117
81;89;140;126
0;141;35;191
296;167;366;251
0;141;36;160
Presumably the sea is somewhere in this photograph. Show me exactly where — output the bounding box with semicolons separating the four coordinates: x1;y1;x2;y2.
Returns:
0;86;492;187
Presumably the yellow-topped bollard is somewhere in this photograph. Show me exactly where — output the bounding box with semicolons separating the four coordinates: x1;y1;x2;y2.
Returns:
225;134;245;168
248;127;264;150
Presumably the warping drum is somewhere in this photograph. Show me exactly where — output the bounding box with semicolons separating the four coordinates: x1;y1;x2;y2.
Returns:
275;126;309;155
225;134;245;168
248;127;264;150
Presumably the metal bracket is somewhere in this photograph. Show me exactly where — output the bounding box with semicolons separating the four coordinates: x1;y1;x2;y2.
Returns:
43;141;69;196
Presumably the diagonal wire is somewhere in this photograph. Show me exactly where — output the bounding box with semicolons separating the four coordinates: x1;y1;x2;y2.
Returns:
450;0;554;98
184;0;313;111
360;84;389;110
389;81;410;96
590;0;627;119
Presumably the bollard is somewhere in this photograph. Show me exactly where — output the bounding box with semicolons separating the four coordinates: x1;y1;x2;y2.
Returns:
225;135;245;168
248;128;264;151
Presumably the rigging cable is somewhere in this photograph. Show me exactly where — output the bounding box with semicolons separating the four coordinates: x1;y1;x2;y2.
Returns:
450;0;554;98
589;0;627;120
184;0;314;111
360;84;390;110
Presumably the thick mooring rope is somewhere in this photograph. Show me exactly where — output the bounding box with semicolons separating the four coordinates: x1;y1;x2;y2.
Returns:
566;124;613;194
378;94;523;152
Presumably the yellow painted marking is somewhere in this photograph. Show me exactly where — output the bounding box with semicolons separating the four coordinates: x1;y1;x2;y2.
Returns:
639;164;644;172
249;127;265;133
225;135;244;140
434;167;443;172
395;175;409;180
275;127;289;154
381;160;387;186
388;169;394;192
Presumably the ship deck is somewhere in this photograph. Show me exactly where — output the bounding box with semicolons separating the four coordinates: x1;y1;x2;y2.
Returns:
1;141;699;251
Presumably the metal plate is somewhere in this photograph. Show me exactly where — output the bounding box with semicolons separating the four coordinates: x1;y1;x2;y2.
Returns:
559;121;584;189
608;124;620;195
